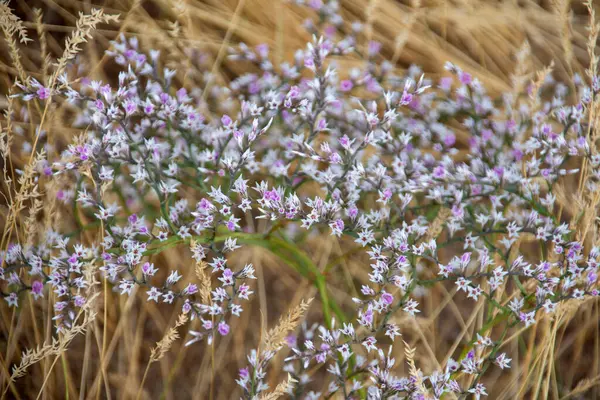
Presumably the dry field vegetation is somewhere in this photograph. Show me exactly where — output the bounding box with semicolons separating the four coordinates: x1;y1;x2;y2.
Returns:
1;0;600;399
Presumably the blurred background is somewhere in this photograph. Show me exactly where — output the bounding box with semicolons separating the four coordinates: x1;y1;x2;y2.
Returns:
1;0;600;399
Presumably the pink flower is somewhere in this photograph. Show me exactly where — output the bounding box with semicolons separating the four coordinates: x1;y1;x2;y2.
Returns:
439;76;453;91
124;99;137;115
444;133;456;147
324;25;336;38
37;87;50;100
400;90;413;105
31;281;44;299
255;43;269;58
309;0;322;10
367;41;382;56
459;71;472;85
381;292;393;305
304;57;315;70
218;321;230;336
340;80;353;92
221;114;232;126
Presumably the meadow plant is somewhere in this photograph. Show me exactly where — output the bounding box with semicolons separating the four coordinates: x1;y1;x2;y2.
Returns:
2;0;600;398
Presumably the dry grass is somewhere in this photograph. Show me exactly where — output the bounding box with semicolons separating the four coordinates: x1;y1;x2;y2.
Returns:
0;0;600;399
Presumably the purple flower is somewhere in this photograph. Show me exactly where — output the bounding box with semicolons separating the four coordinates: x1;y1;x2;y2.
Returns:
159;92;169;104
324;25;336;38
459;71;472;85
381;292;393;305
248;82;260;94
439;76;453;91
31;281;44;299
588;271;597;285
433;165;446;179
221;114;232;127
141;262;157;277
304;57;315;70
309;0;322;10
74;296;86;307
340;80;353;92
255;43;269;58
37;87;50;100
400;90;413;105
184;283;198;295
444;133;456;147
226;220;236;231
218;321;230;336
461;252;471;267
264;189;280;202
367;41;382;56
285;334;297;347
124;99;137;115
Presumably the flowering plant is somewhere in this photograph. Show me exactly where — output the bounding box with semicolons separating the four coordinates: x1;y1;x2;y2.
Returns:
2;0;600;398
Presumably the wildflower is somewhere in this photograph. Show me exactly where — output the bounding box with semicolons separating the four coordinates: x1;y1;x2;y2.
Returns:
221;114;233;127
355;230;375;246
542;299;557;314
362;336;377;352
459;71;472;85
468;383;488;399
162;291;175;303
119;280;134;295
141;262;158;277
475;334;493;348
377;293;392;308
519;311;536;327
7;11;600;395
340;79;353;92
167;270;182;285
456;277;469;292
37;86;50;99
185;331;204;347
31;281;44;300
123;99;137;115
183;284;198;295
5;293;18;308
367;41;381;56
495;353;512;370
384;324;401;340
218;321;230;336
403;299;420;316
147;287;161;302
466;285;482;301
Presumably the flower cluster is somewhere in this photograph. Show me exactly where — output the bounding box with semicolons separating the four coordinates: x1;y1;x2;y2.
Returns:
3;0;600;398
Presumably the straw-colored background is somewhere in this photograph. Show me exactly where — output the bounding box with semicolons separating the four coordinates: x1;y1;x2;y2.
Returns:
1;0;600;399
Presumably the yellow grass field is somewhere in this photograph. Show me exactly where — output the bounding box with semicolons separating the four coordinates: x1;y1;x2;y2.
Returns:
1;0;600;399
